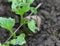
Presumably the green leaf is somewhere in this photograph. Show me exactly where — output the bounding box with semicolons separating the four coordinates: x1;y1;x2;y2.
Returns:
0;17;15;31
28;20;38;33
30;7;37;14
10;0;35;16
21;3;30;12
22;0;26;3
0;43;5;46
10;33;26;45
5;42;10;46
11;0;18;12
15;3;30;16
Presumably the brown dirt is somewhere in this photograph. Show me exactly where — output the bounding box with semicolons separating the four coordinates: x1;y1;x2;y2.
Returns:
0;0;60;46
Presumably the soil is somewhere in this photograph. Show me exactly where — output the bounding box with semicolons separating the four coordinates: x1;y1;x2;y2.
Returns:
0;0;60;46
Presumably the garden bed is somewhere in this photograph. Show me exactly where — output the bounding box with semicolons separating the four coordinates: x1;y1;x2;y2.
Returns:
0;0;60;46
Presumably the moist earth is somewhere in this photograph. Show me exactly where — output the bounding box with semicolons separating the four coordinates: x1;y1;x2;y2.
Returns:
0;0;60;46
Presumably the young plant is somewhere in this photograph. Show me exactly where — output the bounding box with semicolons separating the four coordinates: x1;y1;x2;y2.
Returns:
0;0;39;46
0;17;16;38
9;0;38;33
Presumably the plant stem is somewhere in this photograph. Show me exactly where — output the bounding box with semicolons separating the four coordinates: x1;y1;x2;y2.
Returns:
20;16;24;25
9;29;16;38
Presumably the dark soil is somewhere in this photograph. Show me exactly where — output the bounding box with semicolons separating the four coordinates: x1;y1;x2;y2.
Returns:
0;0;60;46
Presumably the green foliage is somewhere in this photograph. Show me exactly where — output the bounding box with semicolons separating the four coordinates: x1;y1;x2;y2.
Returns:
0;0;38;46
9;0;38;29
28;20;38;33
0;33;26;46
0;17;16;38
0;17;15;31
0;43;5;46
11;0;29;16
10;0;37;28
10;33;26;45
9;0;37;16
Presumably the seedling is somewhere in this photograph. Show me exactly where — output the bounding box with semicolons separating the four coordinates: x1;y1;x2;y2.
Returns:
9;0;38;33
0;0;39;46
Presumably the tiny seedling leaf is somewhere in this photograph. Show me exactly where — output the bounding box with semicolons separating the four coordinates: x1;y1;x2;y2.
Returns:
28;19;38;33
0;17;15;31
10;33;26;45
